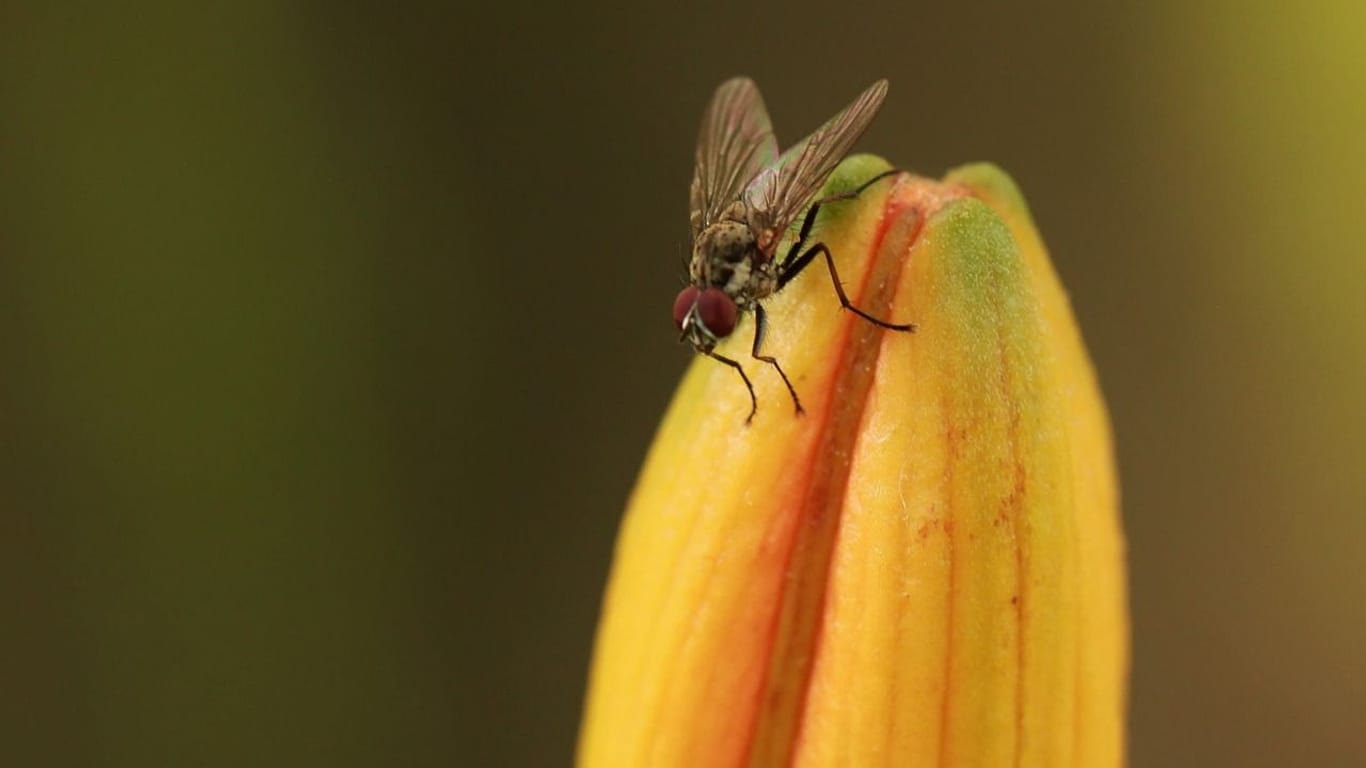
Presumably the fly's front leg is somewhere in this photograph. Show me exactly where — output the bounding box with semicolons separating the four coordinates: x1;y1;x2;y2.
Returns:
705;350;759;424
750;304;803;415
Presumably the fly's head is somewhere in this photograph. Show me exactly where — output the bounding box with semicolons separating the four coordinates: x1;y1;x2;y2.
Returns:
672;285;738;353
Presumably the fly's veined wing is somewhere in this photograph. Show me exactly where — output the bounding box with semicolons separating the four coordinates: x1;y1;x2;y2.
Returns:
744;79;888;249
689;78;779;235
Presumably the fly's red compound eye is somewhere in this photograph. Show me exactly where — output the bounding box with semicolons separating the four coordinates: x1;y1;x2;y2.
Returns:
695;289;738;338
673;286;700;330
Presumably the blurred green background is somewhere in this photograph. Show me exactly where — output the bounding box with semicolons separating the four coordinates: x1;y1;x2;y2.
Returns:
3;1;1363;766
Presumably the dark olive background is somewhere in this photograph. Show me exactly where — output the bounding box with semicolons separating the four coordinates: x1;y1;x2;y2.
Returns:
3;1;1363;766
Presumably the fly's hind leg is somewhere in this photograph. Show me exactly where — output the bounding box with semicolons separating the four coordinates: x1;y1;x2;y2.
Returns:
778;169;917;332
783;242;917;331
784;168;901;267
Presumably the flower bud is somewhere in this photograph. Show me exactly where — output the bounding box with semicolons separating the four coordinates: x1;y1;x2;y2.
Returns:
579;156;1127;767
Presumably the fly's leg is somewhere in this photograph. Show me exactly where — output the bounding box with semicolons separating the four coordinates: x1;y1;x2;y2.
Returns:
778;169;916;332
783;168;901;269
781;243;917;331
809;168;901;216
751;304;803;415
706;350;759;424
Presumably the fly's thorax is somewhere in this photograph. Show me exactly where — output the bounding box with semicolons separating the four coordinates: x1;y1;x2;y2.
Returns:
696;219;756;267
692;219;761;292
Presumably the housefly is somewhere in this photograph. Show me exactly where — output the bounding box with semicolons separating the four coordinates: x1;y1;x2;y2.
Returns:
672;77;916;423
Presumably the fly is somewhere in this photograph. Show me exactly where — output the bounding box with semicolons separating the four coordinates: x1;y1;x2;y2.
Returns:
672;77;916;423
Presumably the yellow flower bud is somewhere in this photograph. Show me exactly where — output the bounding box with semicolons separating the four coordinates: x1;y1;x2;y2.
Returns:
579;156;1127;767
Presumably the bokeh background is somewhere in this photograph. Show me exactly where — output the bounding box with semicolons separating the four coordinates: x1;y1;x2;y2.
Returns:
3;1;1363;766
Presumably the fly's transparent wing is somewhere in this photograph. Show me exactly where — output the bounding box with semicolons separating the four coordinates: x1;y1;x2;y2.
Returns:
689;78;779;235
743;79;888;247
